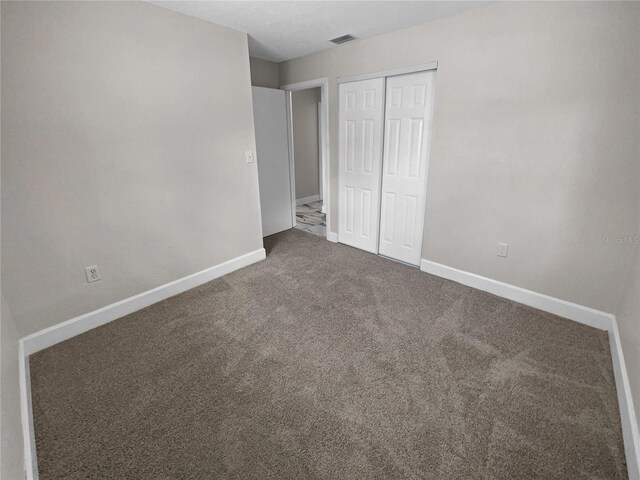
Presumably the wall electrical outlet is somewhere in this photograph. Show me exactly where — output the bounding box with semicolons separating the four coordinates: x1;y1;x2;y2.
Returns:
84;265;102;283
245;150;254;163
497;243;509;258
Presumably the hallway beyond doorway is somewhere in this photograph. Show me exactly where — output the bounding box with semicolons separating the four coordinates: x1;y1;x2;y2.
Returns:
294;201;325;237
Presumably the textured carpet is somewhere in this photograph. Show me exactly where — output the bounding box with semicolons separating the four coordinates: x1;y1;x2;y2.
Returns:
30;229;627;479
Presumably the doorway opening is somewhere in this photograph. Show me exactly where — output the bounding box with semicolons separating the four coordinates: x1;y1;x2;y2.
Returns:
282;78;333;241
290;87;325;236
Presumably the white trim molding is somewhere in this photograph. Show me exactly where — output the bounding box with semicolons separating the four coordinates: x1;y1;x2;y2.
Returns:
337;61;438;84
326;231;338;243
296;194;320;206
420;259;613;331
19;247;266;480
19;341;39;480
610;318;640;480
284;90;297;228
420;258;640;478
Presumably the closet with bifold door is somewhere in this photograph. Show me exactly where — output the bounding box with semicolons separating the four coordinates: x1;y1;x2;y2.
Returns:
338;67;436;266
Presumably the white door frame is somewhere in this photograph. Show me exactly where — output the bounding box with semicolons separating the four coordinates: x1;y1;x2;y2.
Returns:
317;98;323;203
337;61;438;84
281;78;333;241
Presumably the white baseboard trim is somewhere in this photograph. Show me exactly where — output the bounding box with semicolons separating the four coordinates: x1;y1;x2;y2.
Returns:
18;247;266;480
296;194;320;206
420;258;639;477
19;341;39;480
420;259;613;331
326;231;338;243
21;248;266;356
610;318;640;480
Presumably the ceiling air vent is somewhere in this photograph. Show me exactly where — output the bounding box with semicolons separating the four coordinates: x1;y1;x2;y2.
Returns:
330;34;357;45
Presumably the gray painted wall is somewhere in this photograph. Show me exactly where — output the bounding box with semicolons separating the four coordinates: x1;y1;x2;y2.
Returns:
250;57;280;88
1;1;263;337
0;295;22;480
292;88;321;200
279;1;640;316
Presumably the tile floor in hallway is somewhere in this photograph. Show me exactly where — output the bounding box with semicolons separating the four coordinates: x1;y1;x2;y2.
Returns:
295;200;326;236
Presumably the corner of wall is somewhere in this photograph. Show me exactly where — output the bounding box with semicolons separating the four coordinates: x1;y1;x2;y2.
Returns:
1;295;27;479
250;57;280;89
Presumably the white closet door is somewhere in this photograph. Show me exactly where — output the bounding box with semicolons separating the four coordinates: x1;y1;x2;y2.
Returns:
252;87;293;237
378;71;435;266
338;78;385;253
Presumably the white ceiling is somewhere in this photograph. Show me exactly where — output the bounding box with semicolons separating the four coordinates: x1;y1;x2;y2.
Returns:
148;1;489;63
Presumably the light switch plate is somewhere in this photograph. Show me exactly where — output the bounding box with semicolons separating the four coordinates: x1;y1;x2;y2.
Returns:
245;150;254;163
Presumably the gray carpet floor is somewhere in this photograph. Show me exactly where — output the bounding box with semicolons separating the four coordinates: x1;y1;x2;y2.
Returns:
30;228;627;479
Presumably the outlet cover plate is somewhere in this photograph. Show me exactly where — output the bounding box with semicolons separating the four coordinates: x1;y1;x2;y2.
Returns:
497;243;509;258
85;265;102;283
